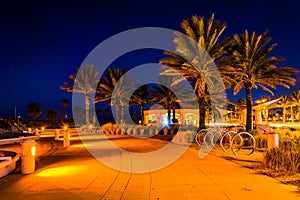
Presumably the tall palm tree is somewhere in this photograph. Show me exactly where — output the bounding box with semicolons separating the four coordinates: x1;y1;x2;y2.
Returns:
291;90;300;122
96;68;132;124
60;65;99;125
160;14;235;129
60;98;69;122
227;30;297;131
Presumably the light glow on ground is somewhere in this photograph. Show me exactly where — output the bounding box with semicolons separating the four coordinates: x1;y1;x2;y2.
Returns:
36;166;83;177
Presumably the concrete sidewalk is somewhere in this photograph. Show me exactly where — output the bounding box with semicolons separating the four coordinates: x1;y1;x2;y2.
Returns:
0;135;299;199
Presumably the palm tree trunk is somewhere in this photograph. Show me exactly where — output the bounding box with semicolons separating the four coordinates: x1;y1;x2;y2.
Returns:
245;85;253;132
172;102;176;123
283;107;286;123
61;106;66;123
291;106;293;123
121;106;125;124
167;103;171;125
115;105;120;124
140;104;144;125
85;94;90;126
199;97;206;130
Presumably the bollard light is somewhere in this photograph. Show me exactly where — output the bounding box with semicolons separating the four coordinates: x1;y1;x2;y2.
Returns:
63;130;70;147
31;145;36;156
41;127;45;133
21;139;36;174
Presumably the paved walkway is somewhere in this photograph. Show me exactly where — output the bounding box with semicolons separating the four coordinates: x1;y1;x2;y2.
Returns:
0;134;299;199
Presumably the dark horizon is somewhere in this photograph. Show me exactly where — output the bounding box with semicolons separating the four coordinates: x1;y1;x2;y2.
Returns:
1;0;300;118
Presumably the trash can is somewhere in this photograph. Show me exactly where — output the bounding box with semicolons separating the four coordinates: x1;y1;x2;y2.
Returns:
267;133;279;149
21;139;36;174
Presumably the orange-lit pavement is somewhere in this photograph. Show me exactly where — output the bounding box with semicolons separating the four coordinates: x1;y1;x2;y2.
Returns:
0;135;299;199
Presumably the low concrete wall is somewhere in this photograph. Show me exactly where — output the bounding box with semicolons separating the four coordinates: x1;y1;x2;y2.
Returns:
0;151;19;178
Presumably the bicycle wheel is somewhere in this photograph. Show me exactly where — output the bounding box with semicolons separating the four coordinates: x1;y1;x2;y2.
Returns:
231;132;256;155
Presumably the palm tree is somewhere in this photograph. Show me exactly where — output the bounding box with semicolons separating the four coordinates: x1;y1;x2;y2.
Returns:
277;95;291;123
227;30;297;131
46;109;58;122
26;102;42;120
291;90;300;122
159;14;235;129
60;65;99;125
60;98;69;122
96;68;132;124
152;84;178;125
130;84;153;125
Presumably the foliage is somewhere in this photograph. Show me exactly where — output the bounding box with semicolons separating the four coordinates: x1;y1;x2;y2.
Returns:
26;102;42;120
96;68;132;124
60;65;99;125
129;84;154;125
226;30;298;131
46;109;58;122
262;135;300;176
159;13;233;129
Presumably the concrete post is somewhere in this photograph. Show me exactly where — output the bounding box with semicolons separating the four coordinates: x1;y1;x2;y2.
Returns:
140;128;144;136
55;129;60;140
21;139;36;174
155;129;159;135
63;130;70;147
241;109;247;125
254;109;262;124
132;128;137;135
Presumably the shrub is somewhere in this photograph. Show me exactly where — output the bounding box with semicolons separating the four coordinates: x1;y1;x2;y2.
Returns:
262;136;300;176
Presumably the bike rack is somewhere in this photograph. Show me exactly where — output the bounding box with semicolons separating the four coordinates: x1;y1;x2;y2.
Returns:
195;129;256;156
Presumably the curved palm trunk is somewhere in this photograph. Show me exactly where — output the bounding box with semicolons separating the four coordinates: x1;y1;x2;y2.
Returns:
85;94;90;126
198;97;206;130
245;85;253;132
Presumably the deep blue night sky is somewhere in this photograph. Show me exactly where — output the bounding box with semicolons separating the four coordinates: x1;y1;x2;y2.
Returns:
1;0;300;118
